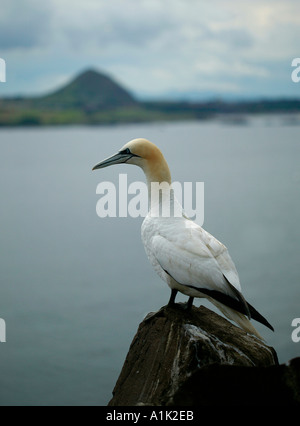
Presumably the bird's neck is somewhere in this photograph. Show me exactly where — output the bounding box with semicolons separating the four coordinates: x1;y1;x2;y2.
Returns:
143;160;183;217
144;156;172;188
144;157;171;201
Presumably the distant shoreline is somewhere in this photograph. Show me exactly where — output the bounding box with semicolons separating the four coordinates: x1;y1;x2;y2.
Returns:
1;69;299;126
0;111;299;128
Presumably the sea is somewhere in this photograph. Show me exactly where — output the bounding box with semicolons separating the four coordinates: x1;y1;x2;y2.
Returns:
0;116;299;405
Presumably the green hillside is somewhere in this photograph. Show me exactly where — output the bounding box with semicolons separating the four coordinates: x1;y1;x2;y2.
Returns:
0;68;300;126
36;69;138;111
0;69;176;125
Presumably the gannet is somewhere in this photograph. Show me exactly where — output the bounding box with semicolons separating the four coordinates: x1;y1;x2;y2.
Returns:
93;138;274;339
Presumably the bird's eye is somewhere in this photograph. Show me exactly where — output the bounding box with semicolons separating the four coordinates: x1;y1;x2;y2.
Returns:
120;148;131;155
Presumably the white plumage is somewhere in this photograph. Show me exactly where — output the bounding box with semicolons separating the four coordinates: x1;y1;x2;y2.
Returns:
142;214;239;296
93;138;273;339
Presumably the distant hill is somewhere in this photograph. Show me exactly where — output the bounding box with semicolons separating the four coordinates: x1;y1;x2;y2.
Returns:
0;68;300;126
0;69;145;125
36;69;138;111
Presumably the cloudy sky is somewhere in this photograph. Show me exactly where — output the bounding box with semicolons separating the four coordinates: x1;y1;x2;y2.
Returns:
0;0;299;99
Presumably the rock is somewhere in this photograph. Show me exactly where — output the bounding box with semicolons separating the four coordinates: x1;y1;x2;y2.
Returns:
172;357;300;406
108;305;292;406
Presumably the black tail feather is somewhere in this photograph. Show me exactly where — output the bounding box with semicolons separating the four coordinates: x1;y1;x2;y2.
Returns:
163;268;274;332
184;285;274;332
247;301;274;332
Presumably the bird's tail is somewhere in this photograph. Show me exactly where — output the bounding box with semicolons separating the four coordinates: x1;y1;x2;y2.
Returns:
210;299;263;340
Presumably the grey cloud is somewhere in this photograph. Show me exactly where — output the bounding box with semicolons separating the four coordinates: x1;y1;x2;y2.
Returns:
217;28;254;49
61;5;177;51
0;0;52;49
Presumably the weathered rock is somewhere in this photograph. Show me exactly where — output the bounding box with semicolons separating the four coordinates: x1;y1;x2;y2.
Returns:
172;357;300;406
108;305;286;406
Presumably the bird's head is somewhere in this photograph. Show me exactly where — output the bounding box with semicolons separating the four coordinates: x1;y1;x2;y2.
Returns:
92;138;171;184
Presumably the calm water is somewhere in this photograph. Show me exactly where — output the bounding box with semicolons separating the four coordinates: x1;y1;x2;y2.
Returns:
0;118;299;406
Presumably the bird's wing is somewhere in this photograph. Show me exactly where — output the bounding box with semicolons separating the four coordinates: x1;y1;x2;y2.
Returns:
151;226;251;318
192;224;241;291
150;225;236;298
155;217;241;287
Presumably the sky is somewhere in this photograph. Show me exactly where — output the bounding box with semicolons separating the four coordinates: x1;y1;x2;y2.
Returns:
0;0;299;100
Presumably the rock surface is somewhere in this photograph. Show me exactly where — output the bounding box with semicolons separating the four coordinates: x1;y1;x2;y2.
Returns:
106;305;300;406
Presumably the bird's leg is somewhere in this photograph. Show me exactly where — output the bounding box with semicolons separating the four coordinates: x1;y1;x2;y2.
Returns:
168;289;178;306
186;297;194;310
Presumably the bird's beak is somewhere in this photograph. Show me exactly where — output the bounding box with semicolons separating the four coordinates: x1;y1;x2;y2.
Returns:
92;152;133;171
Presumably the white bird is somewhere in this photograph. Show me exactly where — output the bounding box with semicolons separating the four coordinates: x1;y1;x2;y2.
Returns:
93;138;274;339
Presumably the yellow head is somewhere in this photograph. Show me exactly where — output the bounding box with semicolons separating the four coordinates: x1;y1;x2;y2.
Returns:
93;138;171;185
